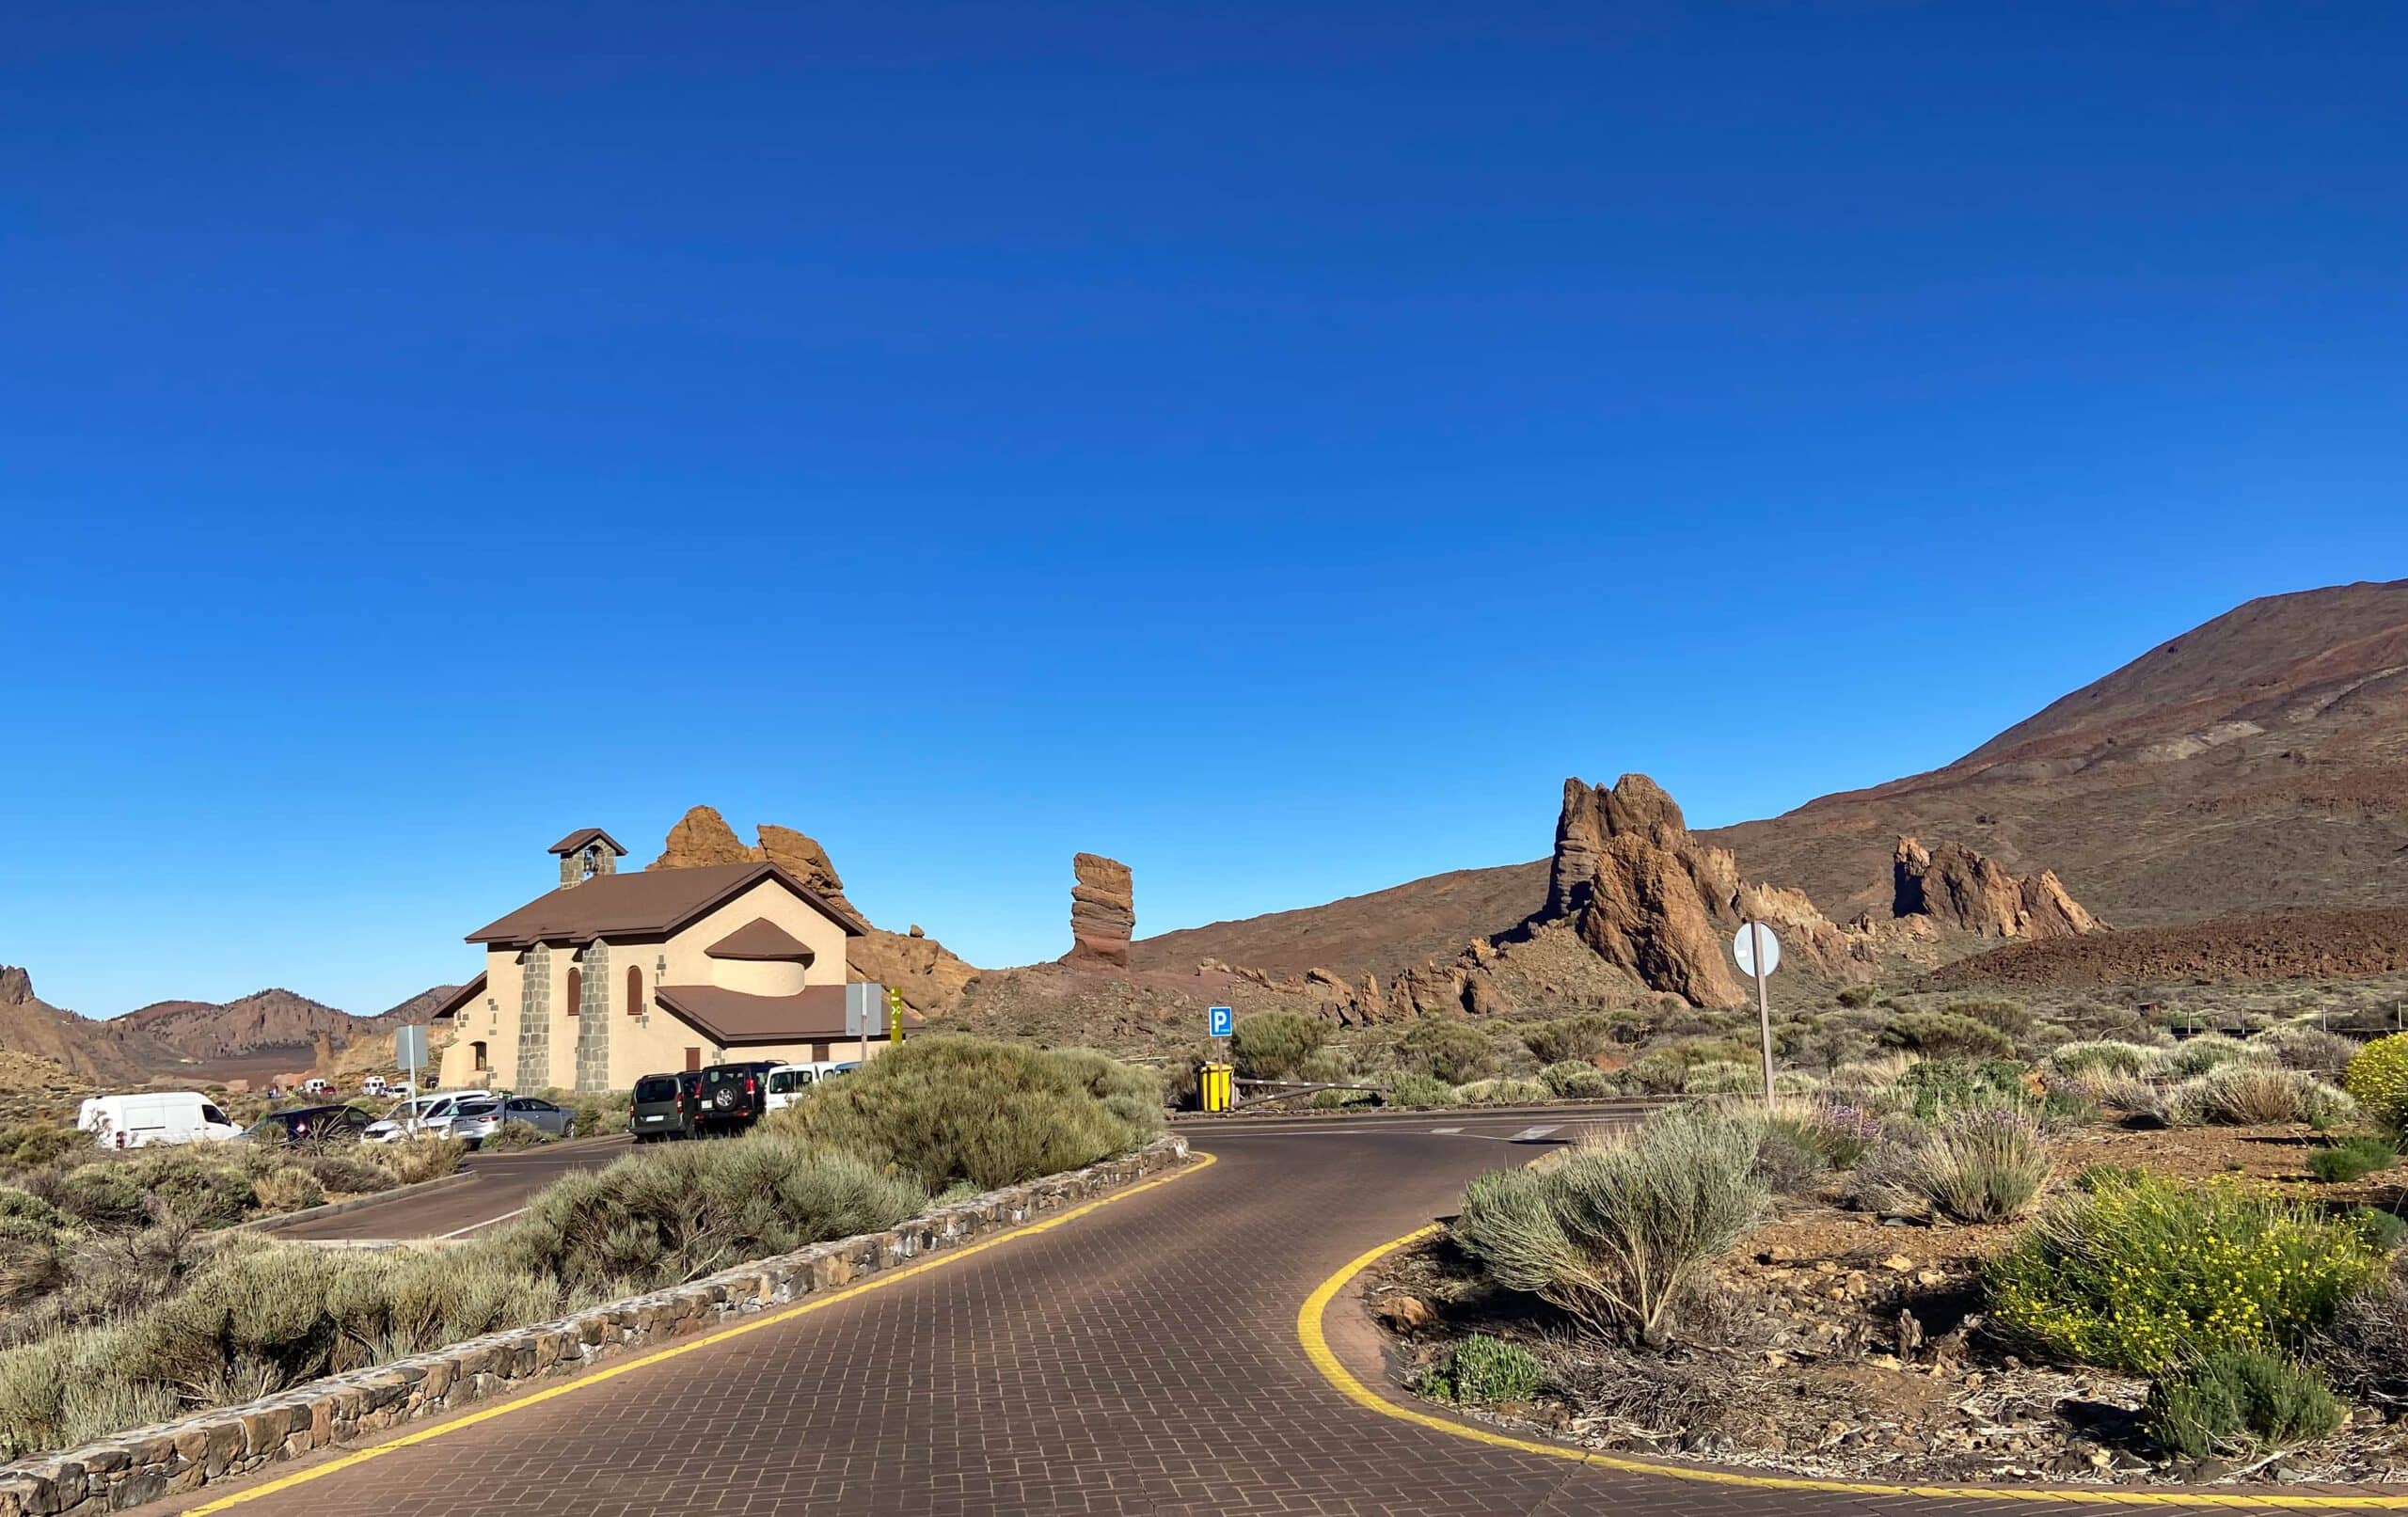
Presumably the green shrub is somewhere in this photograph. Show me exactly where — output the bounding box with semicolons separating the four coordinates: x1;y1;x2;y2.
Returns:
1457;1077;1549;1106
1679;1060;1758;1096
1228;1012;1327;1081
1539;1062;1617;1099
1621;1051;1689;1095
2159;1035;2267;1081
122;1152;256;1229
479;1121;555;1152
252;1167;324;1213
1855;1106;2052;1224
1751;1124;1825;1195
499;1136;925;1294
2345;1207;2408;1253
0;1125;88;1175
1947;997;2035;1036
1880;1012;2015;1063
2165;1066;2356;1128
2345;1033;2408;1131
2145;1348;2345;1459
2307;1135;2399;1184
1402;1019;1497;1085
775;1036;1156;1190
1453;1105;1767;1346
55;1165;147;1229
1835;985;1880;1009
1418;1333;1545;1404
1766;1099;1883;1170
1380;1073;1457;1110
1521;1015;1622;1067
1893;1057;2027;1119
1308;1087;1371;1110
1988;1170;2379;1372
1047;1047;1167;1141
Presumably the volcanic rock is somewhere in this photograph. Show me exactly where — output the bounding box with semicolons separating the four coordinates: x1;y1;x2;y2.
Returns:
1065;853;1135;970
0;966;31;1006
754;824;856;915
1893;837;2102;940
650;805;755;869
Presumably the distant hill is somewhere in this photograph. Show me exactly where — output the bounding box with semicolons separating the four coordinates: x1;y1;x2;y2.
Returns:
1133;579;2408;979
0;966;169;1082
104;985;456;1067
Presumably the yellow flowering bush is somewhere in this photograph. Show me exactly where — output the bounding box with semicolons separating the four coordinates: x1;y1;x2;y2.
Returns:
2345;1033;2408;1132
1987;1170;2378;1373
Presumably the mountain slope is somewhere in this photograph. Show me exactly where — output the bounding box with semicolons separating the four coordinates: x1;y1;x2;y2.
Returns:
1132;579;2408;977
0;967;171;1082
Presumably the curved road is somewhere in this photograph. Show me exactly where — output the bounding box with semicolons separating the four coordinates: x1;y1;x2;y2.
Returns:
134;1110;2283;1516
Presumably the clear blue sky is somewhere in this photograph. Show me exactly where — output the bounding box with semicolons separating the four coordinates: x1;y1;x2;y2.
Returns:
5;3;2405;1019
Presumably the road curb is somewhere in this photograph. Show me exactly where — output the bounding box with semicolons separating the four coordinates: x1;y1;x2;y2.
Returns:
1299;1226;2408;1510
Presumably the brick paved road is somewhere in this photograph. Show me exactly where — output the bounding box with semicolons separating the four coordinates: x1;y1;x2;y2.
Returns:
128;1123;2306;1516
275;1136;634;1241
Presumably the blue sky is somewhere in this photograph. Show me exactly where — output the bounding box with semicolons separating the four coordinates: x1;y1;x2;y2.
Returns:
4;3;2405;1018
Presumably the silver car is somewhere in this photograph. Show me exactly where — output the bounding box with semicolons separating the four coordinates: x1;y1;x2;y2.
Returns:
363;1090;494;1144
439;1095;576;1146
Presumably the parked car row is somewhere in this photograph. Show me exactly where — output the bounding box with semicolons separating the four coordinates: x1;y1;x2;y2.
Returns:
75;1088;577;1151
628;1060;854;1142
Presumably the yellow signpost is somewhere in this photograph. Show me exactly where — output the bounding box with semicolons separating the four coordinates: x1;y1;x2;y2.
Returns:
886;986;906;1044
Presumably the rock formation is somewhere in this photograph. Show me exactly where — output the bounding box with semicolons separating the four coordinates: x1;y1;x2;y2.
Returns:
1065;853;1135;970
1893;836;2102;940
0;966;31;1007
649;806;979;1015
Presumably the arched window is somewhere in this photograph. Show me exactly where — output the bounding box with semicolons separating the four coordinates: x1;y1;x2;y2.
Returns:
626;964;643;1017
566;966;582;1018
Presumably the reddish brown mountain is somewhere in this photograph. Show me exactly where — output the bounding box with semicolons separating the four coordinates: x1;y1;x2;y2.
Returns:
0;966;169;1082
1134;579;2408;979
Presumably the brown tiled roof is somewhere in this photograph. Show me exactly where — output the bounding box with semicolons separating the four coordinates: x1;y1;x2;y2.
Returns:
466;862;867;948
547;828;627;857
705;918;817;962
651;984;924;1046
428;973;487;1021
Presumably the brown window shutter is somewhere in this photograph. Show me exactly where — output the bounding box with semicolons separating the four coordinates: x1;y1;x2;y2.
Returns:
812;1041;829;1063
626;965;642;1016
685;1046;701;1072
565;966;581;1017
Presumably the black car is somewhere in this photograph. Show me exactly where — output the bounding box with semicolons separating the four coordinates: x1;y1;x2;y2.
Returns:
628;1073;694;1142
242;1104;372;1146
693;1061;777;1131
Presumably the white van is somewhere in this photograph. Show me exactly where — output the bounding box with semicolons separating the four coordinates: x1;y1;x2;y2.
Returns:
763;1062;860;1112
76;1093;242;1150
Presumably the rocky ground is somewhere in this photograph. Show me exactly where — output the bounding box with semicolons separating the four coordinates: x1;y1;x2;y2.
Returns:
1368;1119;2408;1489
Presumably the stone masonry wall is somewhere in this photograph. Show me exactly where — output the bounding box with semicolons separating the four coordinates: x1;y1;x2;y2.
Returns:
0;1135;1194;1516
572;941;610;1094
515;944;551;1090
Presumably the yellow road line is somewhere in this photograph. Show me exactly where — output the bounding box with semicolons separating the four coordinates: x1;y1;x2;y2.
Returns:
182;1152;1216;1514
1297;1225;2408;1510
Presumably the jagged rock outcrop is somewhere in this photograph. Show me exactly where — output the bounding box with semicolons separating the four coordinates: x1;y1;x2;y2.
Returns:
1065;853;1135;970
0;966;31;1006
649;806;979;1016
1893;836;2103;940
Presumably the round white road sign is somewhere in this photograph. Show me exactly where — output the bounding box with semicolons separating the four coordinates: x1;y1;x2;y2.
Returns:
1732;922;1782;977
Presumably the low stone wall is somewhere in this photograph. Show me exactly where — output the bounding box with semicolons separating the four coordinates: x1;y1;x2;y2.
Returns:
0;1134;1193;1516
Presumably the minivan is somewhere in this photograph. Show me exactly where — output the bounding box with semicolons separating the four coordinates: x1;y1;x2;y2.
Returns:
762;1061;860;1112
77;1092;243;1149
628;1072;694;1141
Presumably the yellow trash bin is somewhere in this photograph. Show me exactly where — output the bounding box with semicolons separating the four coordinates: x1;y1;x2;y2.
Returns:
1197;1061;1234;1113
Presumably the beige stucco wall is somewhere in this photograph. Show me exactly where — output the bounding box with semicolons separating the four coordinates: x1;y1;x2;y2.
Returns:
436;875;880;1094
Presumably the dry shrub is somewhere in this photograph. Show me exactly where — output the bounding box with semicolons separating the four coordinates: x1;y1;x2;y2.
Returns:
251;1168;324;1214
2165;1066;2355;1127
377;1136;466;1186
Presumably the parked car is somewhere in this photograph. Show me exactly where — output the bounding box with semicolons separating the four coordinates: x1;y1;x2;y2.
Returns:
241;1104;373;1146
360;1076;396;1098
694;1062;776;1131
438;1095;575;1147
761;1061;863;1112
301;1078;334;1098
628;1073;694;1140
363;1090;493;1144
77;1092;243;1149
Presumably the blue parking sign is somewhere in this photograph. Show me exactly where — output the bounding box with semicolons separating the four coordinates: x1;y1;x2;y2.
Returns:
1208;1005;1233;1037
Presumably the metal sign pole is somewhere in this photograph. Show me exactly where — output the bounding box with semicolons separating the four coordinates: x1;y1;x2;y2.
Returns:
1749;920;1775;1104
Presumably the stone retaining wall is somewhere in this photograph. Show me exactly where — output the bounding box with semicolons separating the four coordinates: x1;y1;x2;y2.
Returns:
0;1134;1193;1516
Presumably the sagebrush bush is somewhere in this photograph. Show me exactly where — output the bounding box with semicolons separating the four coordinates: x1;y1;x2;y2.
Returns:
1228;1012;1327;1081
1521;1014;1624;1067
1539;1062;1617;1099
1765;1099;1881;1171
1893;1058;2028;1119
1453;1105;1767;1346
1418;1333;1545;1404
1855;1106;2052;1224
2347;1208;2408;1253
252;1167;324;1213
1457;1077;1549;1106
1988;1170;2379;1372
1679;1060;1758;1096
1402;1019;1498;1085
2250;1022;2360;1075
2346;1033;2408;1132
2158;1035;2268;1081
1880;1012;2014;1063
2165;1066;2356;1128
2308;1134;2399;1184
775;1037;1157;1190
0;1125;90;1175
499;1136;925;1294
378;1135;466;1186
1381;1073;1456;1110
2145;1348;2344;1459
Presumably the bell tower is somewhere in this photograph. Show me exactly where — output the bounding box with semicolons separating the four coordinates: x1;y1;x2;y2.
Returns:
547;828;628;888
